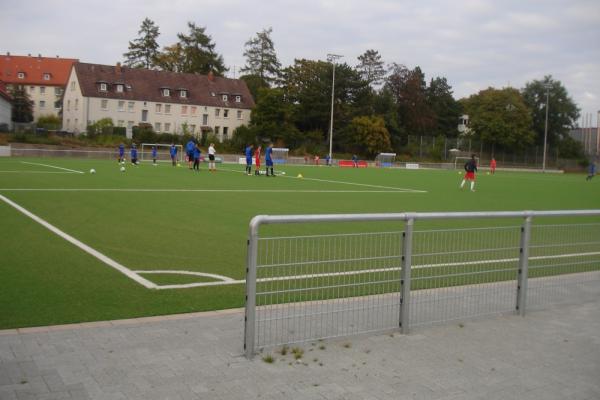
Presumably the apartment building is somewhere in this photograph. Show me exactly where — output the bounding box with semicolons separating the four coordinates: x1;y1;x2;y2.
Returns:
62;62;255;140
0;53;78;121
0;81;11;130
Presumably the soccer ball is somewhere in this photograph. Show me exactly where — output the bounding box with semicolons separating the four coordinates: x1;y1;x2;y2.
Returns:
120;166;125;172
486;172;490;175
458;171;462;175
281;171;286;175
89;169;96;174
177;163;181;167
297;173;303;178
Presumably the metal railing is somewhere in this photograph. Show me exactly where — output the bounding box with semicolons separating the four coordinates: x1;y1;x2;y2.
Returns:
244;210;600;358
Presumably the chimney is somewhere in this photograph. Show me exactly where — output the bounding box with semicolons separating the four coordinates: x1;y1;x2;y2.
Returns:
38;54;41;58
207;71;214;82
6;51;9;56
28;53;31;57
115;62;121;74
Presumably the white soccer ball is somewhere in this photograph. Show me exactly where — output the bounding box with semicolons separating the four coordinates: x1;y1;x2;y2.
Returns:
281;171;286;175
120;166;125;172
89;169;96;174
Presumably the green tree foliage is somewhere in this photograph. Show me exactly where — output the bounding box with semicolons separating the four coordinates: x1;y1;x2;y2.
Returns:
10;85;33;123
521;76;580;146
427;77;462;137
240;27;281;86
240;74;268;102
154;44;186;73
87;118;114;136
123;18;161;69
461;87;535;150
343;116;391;156
175;22;227;75
372;87;405;150
250;87;301;146
36;114;61;130
356;49;386;87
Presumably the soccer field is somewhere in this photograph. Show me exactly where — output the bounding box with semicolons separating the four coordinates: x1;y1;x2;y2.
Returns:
1;156;599;329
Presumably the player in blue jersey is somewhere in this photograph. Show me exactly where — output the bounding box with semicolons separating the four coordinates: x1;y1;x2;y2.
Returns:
151;146;157;165
265;143;275;177
130;144;138;165
118;143;125;163
186;139;196;169
170;144;177;166
586;162;596;181
193;144;201;171
245;144;254;175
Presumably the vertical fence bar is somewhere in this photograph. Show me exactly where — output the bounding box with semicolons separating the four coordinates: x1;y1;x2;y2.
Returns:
400;217;414;334
516;216;532;316
244;218;260;359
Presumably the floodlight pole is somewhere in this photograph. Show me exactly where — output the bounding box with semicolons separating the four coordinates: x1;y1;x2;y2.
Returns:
542;83;552;172
327;54;343;163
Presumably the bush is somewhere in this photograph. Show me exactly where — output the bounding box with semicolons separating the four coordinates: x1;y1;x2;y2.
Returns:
113;127;126;137
87;118;114;137
132;123;156;143
37;114;61;131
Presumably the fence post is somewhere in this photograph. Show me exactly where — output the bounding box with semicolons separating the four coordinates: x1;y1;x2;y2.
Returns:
516;215;532;316
244;218;260;358
400;217;414;334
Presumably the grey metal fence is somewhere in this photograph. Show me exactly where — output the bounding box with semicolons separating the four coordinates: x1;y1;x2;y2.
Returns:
245;211;600;358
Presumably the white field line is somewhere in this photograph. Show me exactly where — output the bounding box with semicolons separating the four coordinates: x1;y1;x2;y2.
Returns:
0;171;82;174
20;161;85;174
134;270;237;282
219;167;427;193
0;194;157;289
0;188;415;194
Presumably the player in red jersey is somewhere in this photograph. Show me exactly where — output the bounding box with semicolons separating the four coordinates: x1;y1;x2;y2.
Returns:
254;145;262;175
490;158;497;174
460;154;478;192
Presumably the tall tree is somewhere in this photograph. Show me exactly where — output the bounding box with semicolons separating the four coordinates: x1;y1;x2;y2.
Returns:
342;115;391;156
240;28;281;86
10;86;33;123
521;76;580;147
123;18;160;69
356;49;386;87
427;77;462;137
154;43;186;73
176;22;227;75
250;87;300;146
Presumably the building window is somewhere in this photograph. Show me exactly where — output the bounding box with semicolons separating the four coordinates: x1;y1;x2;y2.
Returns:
54;101;61;110
223;109;229;119
75;99;79;111
39;100;46;108
155;122;161;132
116;84;124;93
180;90;187;98
237;110;243;119
67;100;71;111
214;126;220;135
165;123;171;132
190;124;196;133
165;104;171;114
75;118;78;128
210;92;216;97
202;114;208;125
100;83;107;92
101;99;108;110
40;86;46;94
222;94;228;102
118;101;125;112
30;86;35;93
223;127;229;138
54;87;62;96
17;72;25;79
155;103;162;113
118;120;124;127
43;73;51;81
235;95;241;103
181;105;188;115
191;106;197;116
66;119;70;128
128;102;134;112
70;81;75;91
162;88;170;97
215;109;220;117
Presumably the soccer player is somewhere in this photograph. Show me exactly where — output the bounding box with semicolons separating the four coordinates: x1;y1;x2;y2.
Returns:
265;143;275;177
352;154;358;168
314;155;320;165
245;144;254;175
460;154;478;192
118;143;125;163
130;144;138;165
490;157;497;174
208;143;216;172
186;139;196;169
586;162;596;181
325;154;331;166
151;146;157;165
254;145;262;175
170;143;178;166
193;144;201;171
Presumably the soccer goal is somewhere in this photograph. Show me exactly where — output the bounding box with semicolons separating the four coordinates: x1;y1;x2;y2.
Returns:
454;156;479;170
140;143;184;163
375;153;396;167
272;148;289;164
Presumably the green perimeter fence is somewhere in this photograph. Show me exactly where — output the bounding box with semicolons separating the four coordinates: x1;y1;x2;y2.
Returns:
244;210;600;358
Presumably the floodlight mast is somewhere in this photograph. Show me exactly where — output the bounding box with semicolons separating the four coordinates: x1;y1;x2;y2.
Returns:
327;54;343;163
542;82;552;172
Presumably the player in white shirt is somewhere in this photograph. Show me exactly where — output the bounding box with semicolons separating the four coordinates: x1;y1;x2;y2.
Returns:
208;143;217;172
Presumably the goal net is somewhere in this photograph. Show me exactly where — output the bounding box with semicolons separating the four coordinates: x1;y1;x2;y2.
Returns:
140;143;184;163
375;153;396;167
454;156;480;170
272;148;289;164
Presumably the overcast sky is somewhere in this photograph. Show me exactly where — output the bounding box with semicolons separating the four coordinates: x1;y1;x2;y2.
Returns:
2;0;599;122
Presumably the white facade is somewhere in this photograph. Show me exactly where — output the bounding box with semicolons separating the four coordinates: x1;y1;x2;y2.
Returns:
62;68;252;141
0;95;11;130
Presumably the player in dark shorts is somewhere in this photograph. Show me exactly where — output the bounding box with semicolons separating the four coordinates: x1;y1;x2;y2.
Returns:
460;154;478;192
265;144;275;177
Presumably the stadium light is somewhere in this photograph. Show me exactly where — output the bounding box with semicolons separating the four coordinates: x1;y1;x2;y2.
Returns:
327;54;343;163
542;82;552;172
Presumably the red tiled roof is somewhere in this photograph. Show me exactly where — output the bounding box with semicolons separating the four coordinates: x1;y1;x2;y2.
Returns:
0;54;78;86
0;81;11;101
74;63;255;109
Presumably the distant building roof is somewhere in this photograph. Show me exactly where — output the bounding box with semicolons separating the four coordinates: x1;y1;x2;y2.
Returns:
73;63;255;109
0;54;78;86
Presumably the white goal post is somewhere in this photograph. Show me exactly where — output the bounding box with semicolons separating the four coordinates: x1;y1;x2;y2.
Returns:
454;156;480;170
272;148;289;164
140;143;184;163
375;153;396;167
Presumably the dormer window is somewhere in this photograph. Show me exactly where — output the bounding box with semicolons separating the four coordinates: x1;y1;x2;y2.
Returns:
210;92;216;97
235;95;241;103
179;90;187;98
162;88;170;97
222;94;228;102
99;83;107;92
17;72;25;79
43;73;51;81
116;84;124;93
126;84;132;91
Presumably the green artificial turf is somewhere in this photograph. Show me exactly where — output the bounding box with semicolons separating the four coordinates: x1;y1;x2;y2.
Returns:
1;157;599;329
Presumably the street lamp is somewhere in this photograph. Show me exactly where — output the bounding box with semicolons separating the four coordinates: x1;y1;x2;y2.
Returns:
327;54;343;163
542;83;552;172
